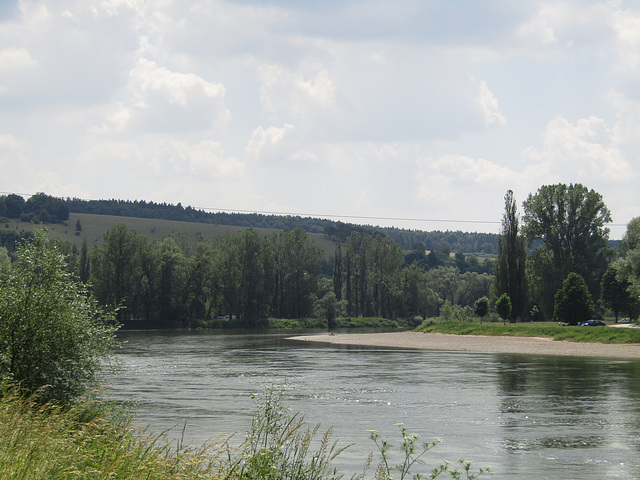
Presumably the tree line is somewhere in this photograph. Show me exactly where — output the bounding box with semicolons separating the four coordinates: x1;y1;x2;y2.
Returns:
69;224;492;329
2;183;637;327
0;193;69;224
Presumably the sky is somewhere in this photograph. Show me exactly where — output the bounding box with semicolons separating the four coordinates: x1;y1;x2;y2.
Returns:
1;0;639;239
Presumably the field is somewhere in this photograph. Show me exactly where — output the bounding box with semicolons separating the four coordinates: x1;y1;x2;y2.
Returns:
2;213;338;256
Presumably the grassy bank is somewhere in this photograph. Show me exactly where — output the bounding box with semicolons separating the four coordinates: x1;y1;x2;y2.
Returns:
0;387;488;480
267;316;417;330
416;321;640;344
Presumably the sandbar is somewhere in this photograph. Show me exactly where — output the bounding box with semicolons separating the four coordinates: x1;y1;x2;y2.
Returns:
288;331;640;359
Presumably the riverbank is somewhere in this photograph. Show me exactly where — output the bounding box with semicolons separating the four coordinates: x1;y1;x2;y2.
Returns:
289;331;640;358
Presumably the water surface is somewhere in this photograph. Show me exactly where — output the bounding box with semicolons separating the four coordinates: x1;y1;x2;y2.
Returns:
104;330;640;479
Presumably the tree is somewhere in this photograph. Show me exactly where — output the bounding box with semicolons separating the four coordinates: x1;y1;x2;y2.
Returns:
495;294;511;325
0;231;118;403
90;224;145;324
493;190;527;320
554;272;594;326
4;194;25;218
613;217;640;319
474;296;489;324
601;265;636;322
522;183;611;318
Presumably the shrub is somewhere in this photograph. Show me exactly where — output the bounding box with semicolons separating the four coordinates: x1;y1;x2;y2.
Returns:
0;230;119;403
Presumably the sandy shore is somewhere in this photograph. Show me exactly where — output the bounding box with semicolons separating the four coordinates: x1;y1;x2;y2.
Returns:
288;331;640;359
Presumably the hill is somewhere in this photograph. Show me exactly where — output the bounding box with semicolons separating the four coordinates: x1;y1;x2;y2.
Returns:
0;193;500;255
1;213;338;257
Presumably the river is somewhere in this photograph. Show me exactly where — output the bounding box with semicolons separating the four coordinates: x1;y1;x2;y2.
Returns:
103;330;640;479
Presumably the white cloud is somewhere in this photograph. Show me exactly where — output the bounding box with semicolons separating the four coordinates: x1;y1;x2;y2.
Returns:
472;77;506;127
0;47;37;71
246;124;295;159
124;58;230;133
522;115;633;184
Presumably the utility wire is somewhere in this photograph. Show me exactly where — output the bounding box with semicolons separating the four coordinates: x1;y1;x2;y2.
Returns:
1;191;630;228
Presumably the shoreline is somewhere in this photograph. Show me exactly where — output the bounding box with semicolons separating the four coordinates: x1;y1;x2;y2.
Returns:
288;331;640;359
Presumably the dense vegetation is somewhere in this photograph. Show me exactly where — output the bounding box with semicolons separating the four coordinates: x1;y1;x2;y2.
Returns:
82;224;493;329
0;192;69;224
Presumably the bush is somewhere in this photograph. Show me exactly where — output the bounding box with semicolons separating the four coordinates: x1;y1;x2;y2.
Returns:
0;230;119;403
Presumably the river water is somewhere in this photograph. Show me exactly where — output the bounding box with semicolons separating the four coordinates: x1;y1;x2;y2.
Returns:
103;330;640;479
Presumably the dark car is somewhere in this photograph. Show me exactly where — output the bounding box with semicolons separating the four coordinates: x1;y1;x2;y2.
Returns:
579;320;606;327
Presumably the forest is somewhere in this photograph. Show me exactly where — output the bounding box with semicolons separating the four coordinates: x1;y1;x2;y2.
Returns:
72;224;492;329
1;185;638;330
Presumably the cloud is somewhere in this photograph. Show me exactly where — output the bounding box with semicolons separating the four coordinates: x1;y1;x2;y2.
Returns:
246;124;295;159
522;115;633;185
124;58;230;133
0;47;37;71
472;77;506;127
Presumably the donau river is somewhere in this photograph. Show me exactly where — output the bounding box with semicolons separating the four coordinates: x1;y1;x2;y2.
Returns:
103;330;640;479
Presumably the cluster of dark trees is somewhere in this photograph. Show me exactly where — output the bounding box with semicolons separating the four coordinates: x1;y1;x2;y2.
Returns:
68;223;492;329
0;193;69;224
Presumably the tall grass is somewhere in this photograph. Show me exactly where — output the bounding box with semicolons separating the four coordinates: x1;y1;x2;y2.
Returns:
0;386;489;480
0;387;217;480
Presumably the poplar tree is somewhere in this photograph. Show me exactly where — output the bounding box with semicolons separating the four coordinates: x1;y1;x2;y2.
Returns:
493;190;527;321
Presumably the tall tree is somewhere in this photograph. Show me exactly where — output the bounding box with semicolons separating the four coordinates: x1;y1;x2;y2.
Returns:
90;224;144;324
493;190;528;321
522;183;611;318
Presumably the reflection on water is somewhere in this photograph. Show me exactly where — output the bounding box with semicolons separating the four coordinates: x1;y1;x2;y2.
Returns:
103;330;640;479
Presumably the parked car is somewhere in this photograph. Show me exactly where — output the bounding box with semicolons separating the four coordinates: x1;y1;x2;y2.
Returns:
579;320;606;327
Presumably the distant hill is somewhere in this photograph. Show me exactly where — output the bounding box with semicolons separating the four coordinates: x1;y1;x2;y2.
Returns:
0;193;500;255
62;197;500;254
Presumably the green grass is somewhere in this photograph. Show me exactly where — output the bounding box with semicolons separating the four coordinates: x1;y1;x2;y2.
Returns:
416;320;640;344
0;386;489;480
2;213;337;257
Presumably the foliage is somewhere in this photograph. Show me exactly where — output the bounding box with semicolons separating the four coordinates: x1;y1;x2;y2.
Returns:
474;297;489;324
600;265;638;321
439;301;476;323
0;193;69;224
368;424;490;480
220;387;350;480
0;387;219;480
0;231;119;403
522;183;611;319
554;273;594;326
614;217;640;318
492;190;527;320
495;294;511;325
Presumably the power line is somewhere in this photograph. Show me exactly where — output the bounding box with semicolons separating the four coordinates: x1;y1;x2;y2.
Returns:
0;191;630;228
192;206;502;226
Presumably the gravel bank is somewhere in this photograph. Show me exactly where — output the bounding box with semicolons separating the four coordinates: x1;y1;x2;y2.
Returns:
288;331;640;359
